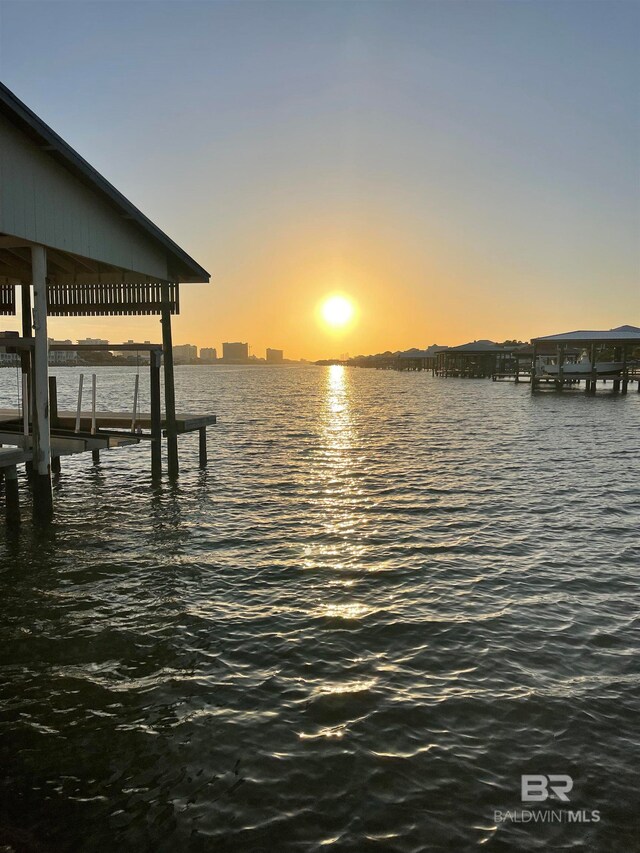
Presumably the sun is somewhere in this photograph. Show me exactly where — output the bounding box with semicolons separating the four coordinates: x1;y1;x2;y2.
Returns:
320;294;356;329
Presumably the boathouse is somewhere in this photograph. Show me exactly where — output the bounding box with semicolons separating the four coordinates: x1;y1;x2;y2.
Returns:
530;326;640;393
397;345;448;372
0;82;210;521
434;340;518;378
491;342;581;383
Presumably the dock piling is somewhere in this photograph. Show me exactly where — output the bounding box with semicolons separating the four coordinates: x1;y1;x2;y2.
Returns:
130;374;139;432
20;282;32;439
91;374;97;434
199;427;207;468
30;245;53;522
557;344;565;390
588;344;597;394
161;281;179;478
49;376;58;428
149;350;162;478
75;374;84;432
531;341;538;390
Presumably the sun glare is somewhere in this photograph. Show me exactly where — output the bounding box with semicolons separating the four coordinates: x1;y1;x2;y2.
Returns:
320;295;356;330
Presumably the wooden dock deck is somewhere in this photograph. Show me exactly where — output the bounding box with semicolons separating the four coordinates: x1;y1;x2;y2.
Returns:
0;408;216;435
491;370;640;390
0;446;32;468
0;343;217;525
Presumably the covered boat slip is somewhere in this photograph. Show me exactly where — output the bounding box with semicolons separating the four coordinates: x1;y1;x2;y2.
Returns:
530;326;640;393
0;339;216;456
434;341;518;378
0;82;213;523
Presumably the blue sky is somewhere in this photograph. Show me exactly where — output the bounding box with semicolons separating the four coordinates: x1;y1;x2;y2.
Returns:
0;0;638;356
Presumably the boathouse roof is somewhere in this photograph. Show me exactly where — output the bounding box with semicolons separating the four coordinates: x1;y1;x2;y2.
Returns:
447;340;514;353
0;82;209;288
532;326;640;345
398;345;448;358
516;342;580;356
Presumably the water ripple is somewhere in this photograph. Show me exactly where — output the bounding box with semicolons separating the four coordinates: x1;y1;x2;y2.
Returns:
0;365;638;851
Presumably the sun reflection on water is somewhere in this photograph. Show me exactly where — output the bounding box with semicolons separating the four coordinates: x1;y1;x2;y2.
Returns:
296;366;380;714
321;602;371;620
324;364;354;449
302;365;364;575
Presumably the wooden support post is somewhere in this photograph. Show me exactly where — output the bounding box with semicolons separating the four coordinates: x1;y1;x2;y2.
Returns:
91;374;97;434
21;283;33;473
621;345;628;394
5;464;20;527
30;245;52;521
557;344;565;391
22;374;29;444
131;374;139;432
161;282;179;477
49;376;61;473
49;376;58;428
531;342;537;390
588;344;597;394
199;427;207;468
150;349;162;478
21;282;32;337
90;373;100;463
20;281;32;415
75;374;84;432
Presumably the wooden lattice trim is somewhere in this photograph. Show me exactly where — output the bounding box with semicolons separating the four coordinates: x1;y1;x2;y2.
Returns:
0;284;16;315
46;282;179;316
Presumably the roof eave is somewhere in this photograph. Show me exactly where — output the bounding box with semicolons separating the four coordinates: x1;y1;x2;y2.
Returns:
0;82;210;285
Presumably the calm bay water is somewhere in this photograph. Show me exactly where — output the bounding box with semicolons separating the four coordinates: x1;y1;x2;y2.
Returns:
1;365;638;852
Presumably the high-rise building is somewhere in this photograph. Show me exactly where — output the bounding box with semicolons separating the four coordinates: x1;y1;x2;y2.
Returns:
78;337;108;346
222;342;249;363
117;340;152;364
200;347;218;362
266;348;284;364
173;344;197;364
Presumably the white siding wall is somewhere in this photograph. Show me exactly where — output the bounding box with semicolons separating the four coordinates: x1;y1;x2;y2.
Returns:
0;115;169;280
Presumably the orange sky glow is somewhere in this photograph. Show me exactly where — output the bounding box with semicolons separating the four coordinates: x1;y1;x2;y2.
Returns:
7;1;636;361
